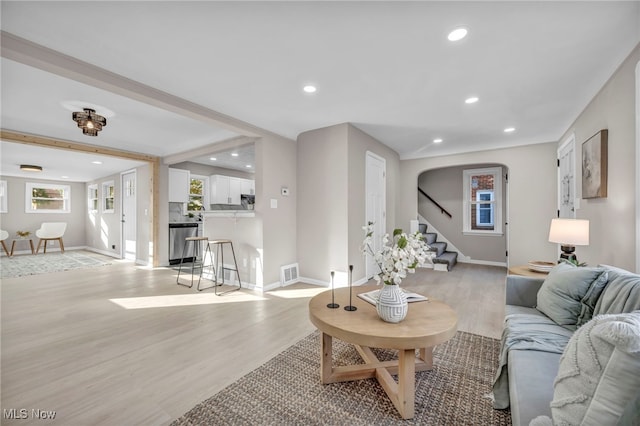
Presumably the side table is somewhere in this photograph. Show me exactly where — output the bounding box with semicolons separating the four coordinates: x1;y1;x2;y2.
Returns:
507;264;550;278
10;238;35;256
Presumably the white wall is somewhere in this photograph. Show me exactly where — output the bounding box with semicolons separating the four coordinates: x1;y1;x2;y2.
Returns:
257;135;297;287
558;44;640;271
297;124;349;283
399;142;558;267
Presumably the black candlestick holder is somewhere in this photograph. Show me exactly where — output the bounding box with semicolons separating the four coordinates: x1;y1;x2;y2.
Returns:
344;265;357;311
327;270;339;309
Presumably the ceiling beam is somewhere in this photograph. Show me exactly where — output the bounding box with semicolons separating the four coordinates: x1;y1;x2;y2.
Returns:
1;31;273;139
163;136;258;165
1;129;158;162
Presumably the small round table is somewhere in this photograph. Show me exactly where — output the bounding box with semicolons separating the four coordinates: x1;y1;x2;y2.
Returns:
308;285;458;419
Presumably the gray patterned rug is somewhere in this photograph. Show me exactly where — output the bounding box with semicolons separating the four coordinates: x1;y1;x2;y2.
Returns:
1;251;111;278
172;330;511;425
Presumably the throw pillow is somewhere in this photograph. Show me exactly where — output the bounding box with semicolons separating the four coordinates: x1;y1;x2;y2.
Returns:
536;262;608;330
550;311;640;425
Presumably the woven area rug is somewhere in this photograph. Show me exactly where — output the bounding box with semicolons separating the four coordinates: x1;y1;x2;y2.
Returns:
1;251;111;278
172;330;511;425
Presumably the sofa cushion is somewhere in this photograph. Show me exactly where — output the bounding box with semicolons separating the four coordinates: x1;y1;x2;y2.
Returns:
536;262;608;330
550;311;640;425
593;265;640;315
508;350;561;426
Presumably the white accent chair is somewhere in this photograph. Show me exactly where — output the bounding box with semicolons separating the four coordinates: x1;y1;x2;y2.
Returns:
35;222;67;254
0;229;9;256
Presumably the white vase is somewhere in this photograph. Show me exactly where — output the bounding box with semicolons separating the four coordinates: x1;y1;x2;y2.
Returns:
376;284;408;323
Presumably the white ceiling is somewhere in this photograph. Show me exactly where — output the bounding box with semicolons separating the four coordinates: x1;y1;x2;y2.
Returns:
1;2;639;182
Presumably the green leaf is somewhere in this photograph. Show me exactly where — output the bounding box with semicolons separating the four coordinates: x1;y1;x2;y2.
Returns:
393;228;402;237
397;236;407;249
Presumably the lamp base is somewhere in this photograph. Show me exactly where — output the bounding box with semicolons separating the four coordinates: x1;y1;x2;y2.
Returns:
559;245;577;263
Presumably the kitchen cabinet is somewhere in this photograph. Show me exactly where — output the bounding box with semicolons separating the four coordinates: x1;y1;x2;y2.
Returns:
168;168;190;203
211;175;240;205
240;178;255;195
211;175;255;204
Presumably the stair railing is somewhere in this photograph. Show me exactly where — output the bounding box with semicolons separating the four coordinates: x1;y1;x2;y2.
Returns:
417;187;452;218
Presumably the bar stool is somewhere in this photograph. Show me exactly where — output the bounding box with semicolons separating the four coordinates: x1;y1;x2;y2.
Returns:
176;236;209;288
200;239;242;294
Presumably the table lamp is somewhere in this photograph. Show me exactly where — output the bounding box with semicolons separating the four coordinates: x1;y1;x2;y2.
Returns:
548;218;589;263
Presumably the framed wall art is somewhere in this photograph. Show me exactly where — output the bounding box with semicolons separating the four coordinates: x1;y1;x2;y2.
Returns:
581;129;608;199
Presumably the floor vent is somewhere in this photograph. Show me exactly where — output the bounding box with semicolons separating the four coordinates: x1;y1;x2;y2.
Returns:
280;263;299;286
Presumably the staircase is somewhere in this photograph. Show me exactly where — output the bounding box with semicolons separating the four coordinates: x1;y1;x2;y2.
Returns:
419;223;458;271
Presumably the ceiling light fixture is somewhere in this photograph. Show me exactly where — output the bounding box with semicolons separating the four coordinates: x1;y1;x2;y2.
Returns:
303;85;317;93
448;28;468;41
245;165;252;168
504;127;516;133
433;138;443;143
465;96;479;104
210;157;217;161
20;164;43;172
72;108;107;136
231;153;239;157
92;160;103;165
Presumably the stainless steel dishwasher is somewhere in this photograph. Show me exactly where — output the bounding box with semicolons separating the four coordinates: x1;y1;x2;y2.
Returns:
169;223;199;265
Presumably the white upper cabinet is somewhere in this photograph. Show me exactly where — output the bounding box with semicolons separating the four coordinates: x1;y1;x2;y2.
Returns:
211;175;254;205
168;168;190;203
240;178;255;196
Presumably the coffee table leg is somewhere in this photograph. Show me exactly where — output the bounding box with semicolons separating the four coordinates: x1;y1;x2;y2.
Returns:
397;348;416;419
320;332;333;384
419;347;433;369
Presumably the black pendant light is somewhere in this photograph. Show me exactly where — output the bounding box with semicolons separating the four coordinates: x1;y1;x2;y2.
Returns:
72;108;107;136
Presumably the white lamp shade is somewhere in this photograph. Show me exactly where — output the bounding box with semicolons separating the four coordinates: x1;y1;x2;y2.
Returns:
548;218;589;246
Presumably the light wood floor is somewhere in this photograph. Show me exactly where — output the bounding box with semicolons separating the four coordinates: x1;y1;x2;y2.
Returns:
1;257;506;425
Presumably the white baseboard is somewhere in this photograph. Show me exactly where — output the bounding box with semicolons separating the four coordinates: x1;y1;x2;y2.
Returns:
458;258;507;268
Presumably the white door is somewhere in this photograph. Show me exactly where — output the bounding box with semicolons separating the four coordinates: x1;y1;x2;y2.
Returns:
558;135;576;218
365;152;386;279
121;170;136;261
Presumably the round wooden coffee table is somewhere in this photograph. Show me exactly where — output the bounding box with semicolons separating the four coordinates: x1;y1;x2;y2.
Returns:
308;284;458;419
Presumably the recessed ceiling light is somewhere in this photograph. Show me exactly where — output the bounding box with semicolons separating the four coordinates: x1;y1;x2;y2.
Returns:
504;127;516;133
61;176;69;179
465;96;479;104
448;28;468;42
209;157;217;161
231;153;239;157
20;164;42;172
303;85;317;93
92;161;102;165
433;138;443;143
245;165;252;168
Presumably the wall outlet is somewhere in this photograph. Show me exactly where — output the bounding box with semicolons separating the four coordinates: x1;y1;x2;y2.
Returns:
111;244;116;250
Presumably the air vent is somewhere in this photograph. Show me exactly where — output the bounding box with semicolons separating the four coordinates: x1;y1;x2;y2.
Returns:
280;263;299;286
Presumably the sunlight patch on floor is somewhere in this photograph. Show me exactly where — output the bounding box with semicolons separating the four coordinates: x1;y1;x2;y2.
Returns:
268;287;328;299
110;292;267;309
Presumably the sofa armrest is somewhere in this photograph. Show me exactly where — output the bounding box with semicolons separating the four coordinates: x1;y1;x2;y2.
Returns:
506;275;545;307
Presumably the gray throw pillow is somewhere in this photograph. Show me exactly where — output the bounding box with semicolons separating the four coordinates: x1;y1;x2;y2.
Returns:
536;262;608;330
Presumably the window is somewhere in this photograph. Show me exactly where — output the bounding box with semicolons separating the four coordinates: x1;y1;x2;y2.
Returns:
187;175;208;211
102;181;115;213
475;191;494;227
463;167;502;235
88;184;98;212
25;182;71;213
0;180;7;213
